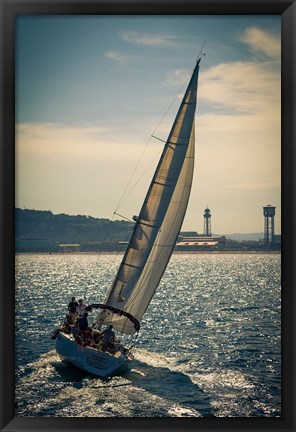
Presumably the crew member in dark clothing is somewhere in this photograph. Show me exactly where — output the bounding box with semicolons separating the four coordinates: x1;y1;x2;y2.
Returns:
78;312;88;331
68;297;78;324
101;324;116;353
102;324;115;344
63;314;72;333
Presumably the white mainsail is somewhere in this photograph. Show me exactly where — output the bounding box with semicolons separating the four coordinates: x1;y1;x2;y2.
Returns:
102;59;201;334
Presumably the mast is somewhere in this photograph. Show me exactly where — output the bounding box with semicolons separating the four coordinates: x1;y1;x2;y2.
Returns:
103;59;201;334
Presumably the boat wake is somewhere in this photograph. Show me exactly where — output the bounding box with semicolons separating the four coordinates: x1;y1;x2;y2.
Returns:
16;347;276;417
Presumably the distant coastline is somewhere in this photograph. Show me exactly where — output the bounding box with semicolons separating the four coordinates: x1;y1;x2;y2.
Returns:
15;208;281;254
15;250;281;255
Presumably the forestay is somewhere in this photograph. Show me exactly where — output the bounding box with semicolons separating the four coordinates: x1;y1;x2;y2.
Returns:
102;59;201;334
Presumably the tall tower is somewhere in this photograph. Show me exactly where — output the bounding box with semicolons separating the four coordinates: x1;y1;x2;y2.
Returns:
203;207;212;236
263;205;276;244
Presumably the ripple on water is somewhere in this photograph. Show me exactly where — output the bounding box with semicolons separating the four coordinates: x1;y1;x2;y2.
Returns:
15;253;281;417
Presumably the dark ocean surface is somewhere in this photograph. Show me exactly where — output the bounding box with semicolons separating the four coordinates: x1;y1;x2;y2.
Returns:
15;253;281;417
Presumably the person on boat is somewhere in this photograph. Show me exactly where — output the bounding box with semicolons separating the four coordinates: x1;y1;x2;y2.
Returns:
51;314;72;339
76;312;93;345
102;324;115;343
62;314;72;333
77;298;86;317
77;312;89;331
68;297;78;324
101;324;116;353
90;329;102;347
50;328;59;339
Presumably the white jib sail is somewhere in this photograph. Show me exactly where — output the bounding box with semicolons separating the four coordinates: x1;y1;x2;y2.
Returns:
102;59;200;334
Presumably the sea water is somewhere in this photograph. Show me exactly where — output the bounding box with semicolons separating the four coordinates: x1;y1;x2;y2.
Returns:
15;253;281;417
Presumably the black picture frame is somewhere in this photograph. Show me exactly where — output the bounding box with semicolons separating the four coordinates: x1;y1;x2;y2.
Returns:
1;0;295;431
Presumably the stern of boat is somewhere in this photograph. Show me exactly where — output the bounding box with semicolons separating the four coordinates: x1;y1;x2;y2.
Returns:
56;331;128;377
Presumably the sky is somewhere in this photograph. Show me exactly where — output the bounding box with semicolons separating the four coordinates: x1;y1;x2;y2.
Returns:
15;15;281;235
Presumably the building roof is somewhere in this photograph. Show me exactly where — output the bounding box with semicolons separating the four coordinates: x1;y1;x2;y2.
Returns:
176;241;219;246
59;244;80;247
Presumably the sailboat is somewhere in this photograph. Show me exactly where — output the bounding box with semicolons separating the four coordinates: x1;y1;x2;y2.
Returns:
54;57;201;377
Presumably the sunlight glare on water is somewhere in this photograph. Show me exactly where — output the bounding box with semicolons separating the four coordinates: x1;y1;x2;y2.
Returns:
15;253;281;417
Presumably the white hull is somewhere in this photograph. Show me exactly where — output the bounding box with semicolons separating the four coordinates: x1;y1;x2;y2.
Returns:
56;331;129;377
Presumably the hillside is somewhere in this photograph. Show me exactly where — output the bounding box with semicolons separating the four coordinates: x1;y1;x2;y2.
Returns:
15;208;133;252
15;208;275;253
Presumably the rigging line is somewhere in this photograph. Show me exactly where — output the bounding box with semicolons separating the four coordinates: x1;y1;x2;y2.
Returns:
101;217;133;302
82;211;116;300
115;97;191;215
116;150;162;210
123;209;180;309
196;37;207;62
114;137;152;213
114;212;135;223
123;135;194;310
151;135;166;143
114;115;195;311
114;67;193;213
124;186;190;311
112;172;190;328
115;108;196;317
106;61;197;315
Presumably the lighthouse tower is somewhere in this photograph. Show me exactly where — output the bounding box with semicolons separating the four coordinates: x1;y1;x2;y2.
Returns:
203;207;212;237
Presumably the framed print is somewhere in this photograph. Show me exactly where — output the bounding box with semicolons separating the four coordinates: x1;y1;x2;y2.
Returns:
1;0;295;431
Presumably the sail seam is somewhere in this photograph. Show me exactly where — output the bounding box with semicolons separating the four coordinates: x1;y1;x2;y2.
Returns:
114;132;196;329
103;62;199;333
124;262;141;269
168;143;187;148
114;126;196;326
139;220;159;229
124;132;195;316
152;180;174;187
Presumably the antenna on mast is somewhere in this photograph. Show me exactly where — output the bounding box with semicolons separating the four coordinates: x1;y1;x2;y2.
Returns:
196;37;207;62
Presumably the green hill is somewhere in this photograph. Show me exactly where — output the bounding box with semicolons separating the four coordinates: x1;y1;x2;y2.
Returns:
15;208;133;252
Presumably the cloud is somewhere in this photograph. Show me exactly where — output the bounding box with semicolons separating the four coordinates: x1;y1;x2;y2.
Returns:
239;26;281;59
15;122;160;184
16;26;281;231
120;31;178;47
164;28;280;115
187;38;281;232
16;123;105;156
165;69;191;86
103;50;126;63
227;180;280;191
199;59;280;115
15;122;155;218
